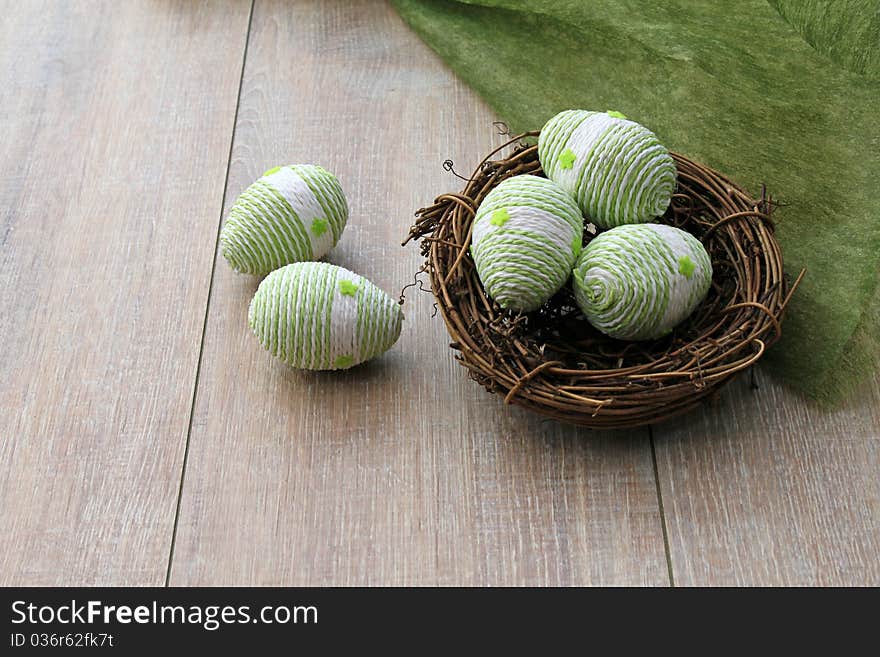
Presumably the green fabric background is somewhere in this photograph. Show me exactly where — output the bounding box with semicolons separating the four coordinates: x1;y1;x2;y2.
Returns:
392;0;880;401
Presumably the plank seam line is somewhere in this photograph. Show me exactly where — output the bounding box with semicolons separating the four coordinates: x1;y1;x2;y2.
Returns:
649;426;676;587
164;0;256;587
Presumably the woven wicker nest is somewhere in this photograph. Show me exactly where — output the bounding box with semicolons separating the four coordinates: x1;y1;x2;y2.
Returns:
405;130;804;429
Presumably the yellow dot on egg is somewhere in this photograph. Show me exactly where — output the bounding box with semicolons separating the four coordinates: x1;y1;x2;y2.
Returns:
559;149;576;169
678;255;696;278
339;279;359;296
490;208;510;226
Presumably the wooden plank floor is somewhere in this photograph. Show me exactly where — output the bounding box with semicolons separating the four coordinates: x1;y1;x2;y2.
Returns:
654;369;880;585
1;0;877;586
0;0;253;585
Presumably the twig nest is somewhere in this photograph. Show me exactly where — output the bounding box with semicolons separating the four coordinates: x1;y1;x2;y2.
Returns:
573;223;712;340
221;164;348;275
407;134;797;427
471;174;583;312
248;262;403;370
538;110;676;228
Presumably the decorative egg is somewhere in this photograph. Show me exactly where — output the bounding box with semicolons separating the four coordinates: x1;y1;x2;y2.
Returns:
248;262;403;370
538;110;676;229
471;175;584;312
572;223;712;340
221;164;348;275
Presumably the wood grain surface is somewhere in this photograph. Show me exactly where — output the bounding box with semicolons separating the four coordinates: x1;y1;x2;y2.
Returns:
653;367;880;585
167;0;669;586
0;0;252;585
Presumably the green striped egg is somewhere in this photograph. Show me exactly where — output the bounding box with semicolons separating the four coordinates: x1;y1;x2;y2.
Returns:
221;164;348;275
573;223;712;340
249;262;403;370
538;110;676;229
471;175;583;312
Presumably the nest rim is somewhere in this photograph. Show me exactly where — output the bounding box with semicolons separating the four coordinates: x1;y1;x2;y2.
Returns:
406;130;803;429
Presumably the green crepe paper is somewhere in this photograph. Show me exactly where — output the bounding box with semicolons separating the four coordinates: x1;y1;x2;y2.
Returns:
769;1;880;77
392;0;880;402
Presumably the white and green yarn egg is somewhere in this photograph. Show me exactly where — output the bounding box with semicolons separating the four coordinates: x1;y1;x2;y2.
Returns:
221;164;348;275
572;223;712;341
538;109;676;229
249;262;403;370
471;174;584;312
